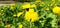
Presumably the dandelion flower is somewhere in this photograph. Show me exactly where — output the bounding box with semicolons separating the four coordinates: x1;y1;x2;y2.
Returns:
24;9;39;22
21;3;36;9
17;12;24;17
30;4;36;8
53;6;60;14
21;3;30;9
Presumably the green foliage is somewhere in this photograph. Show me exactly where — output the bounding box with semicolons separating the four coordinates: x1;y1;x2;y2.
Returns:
0;0;60;28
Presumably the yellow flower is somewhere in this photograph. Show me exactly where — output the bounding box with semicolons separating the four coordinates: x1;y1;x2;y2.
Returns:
21;3;30;9
18;24;23;28
30;4;36;8
53;6;60;14
24;9;39;22
21;3;36;9
17;12;24;17
13;12;24;17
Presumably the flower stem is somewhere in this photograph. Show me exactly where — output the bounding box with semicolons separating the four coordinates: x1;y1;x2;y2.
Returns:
30;22;31;28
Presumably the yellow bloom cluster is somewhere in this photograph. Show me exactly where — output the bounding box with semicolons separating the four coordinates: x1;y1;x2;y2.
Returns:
53;6;60;14
24;9;39;22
